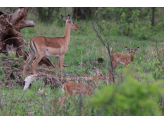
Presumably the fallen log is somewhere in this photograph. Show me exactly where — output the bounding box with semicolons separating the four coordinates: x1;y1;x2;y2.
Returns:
23;73;62;90
0;7;35;59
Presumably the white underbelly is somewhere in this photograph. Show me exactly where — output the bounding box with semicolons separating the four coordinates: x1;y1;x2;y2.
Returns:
45;51;60;57
62;87;65;93
120;62;124;65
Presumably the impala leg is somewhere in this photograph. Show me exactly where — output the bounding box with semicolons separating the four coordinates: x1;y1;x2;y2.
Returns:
125;64;128;68
112;61;118;69
55;57;59;77
109;61;118;81
60;55;64;79
58;96;66;110
31;55;43;75
124;62;129;68
23;52;34;76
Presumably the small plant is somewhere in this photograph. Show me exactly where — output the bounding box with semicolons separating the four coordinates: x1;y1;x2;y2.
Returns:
50;68;56;73
153;68;164;80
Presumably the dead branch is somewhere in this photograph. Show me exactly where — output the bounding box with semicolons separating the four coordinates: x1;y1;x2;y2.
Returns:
0;7;35;59
23;73;61;90
92;8;123;83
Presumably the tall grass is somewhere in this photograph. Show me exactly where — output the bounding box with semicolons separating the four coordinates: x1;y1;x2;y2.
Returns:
1;8;164;115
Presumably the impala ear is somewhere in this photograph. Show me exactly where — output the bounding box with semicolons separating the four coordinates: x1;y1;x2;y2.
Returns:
61;15;67;21
6;44;9;51
68;15;71;20
92;67;98;74
135;47;139;52
125;46;130;51
92;67;102;76
67;15;71;23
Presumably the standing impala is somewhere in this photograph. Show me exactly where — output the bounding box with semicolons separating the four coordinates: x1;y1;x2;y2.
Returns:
58;67;106;105
23;15;79;79
109;46;139;81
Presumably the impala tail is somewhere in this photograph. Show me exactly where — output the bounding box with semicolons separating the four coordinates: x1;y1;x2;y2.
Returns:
28;40;37;57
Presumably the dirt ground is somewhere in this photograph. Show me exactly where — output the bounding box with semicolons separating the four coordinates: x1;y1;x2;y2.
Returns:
0;56;95;88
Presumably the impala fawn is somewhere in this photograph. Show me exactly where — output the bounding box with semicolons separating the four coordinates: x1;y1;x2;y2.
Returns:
23;15;79;79
109;46;139;81
36;87;48;95
0;44;16;56
6;44;16;56
57;67;106;105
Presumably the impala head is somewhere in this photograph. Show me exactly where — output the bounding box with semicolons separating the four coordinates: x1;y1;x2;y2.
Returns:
6;44;16;56
92;67;106;80
61;15;79;30
125;46;139;57
36;87;44;94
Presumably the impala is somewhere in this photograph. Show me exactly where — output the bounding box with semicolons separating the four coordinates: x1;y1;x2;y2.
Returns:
58;67;106;105
6;44;16;56
0;44;16;56
109;46;139;81
36;87;48;95
23;15;79;79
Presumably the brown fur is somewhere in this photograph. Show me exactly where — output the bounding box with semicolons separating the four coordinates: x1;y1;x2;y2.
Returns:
23;15;79;79
36;87;48;95
109;47;139;81
58;67;106;105
58;96;66;105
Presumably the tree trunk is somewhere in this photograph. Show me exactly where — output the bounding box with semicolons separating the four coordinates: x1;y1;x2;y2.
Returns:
0;7;35;59
47;7;55;22
72;7;94;20
151;7;155;27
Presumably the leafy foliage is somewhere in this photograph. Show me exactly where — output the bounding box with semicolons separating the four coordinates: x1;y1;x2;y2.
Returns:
1;7;164;116
90;67;164;116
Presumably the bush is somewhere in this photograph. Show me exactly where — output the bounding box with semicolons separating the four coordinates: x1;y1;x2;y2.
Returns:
90;67;164;116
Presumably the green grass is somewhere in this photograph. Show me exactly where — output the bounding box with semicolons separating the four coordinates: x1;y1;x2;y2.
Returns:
1;15;164;115
0;80;97;116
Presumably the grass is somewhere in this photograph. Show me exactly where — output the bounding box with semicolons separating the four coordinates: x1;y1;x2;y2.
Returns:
1;13;164;115
0;80;98;116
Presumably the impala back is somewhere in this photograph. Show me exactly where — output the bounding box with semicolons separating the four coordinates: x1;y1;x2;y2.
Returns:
62;82;93;96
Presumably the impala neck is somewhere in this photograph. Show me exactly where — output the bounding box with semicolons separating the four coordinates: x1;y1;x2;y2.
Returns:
130;55;134;62
63;22;71;45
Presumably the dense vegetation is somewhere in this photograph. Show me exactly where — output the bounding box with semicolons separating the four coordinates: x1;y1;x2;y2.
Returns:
0;7;164;116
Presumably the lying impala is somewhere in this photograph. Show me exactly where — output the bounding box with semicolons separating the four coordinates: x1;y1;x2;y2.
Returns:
58;67;106;105
36;87;48;95
109;46;139;81
0;44;16;56
23;15;79;79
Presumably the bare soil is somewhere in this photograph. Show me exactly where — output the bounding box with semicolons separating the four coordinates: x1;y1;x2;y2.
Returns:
0;56;95;88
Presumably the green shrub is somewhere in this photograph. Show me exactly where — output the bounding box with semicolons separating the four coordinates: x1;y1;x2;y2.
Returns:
90;67;164;116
